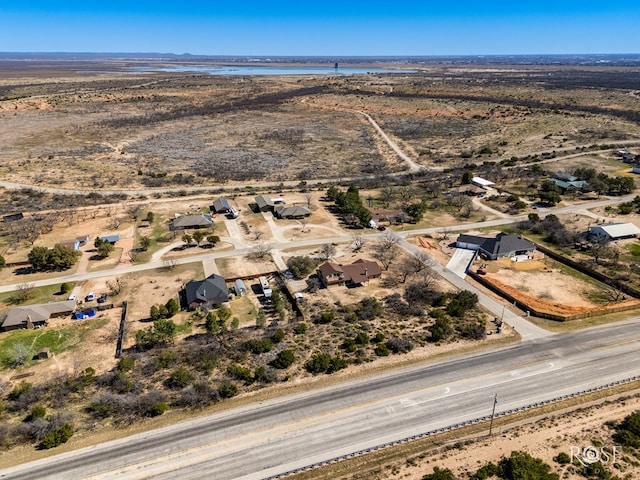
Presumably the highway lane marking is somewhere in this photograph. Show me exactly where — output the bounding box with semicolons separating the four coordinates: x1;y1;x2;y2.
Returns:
594;339;640;351
82;360;563;479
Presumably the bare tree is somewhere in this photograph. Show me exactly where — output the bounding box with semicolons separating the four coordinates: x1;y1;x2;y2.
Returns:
319;243;337;260
249;243;273;261
107;216;123;230
106;277;127;295
303;192;314;209
380;186;396;207
380;230;401;250
351;235;365;252
15;282;35;303
253;229;264;241
440;227;452;241
127;250;138;262
10;343;31;368
374;243;398;270
126;205;142;221
398;185;413;208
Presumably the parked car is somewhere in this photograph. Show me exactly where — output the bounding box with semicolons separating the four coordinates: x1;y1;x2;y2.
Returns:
85;292;95;302
67;294;77;301
97;293;107;304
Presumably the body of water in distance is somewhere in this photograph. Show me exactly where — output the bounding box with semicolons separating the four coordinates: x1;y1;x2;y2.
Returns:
129;65;416;75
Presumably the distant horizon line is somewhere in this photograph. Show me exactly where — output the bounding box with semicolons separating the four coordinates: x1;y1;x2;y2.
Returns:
1;52;640;58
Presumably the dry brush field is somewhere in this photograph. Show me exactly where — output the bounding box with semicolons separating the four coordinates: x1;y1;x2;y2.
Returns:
2;62;640;191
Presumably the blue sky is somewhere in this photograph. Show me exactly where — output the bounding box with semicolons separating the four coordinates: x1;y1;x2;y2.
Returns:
1;1;638;55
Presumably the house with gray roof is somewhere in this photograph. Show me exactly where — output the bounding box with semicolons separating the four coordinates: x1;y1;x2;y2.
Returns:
274;205;311;219
255;195;275;212
184;274;229;310
1;300;77;332
211;197;232;214
170;213;213;231
456;233;535;261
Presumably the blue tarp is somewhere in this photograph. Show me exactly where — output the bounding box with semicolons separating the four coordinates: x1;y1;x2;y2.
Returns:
74;309;97;320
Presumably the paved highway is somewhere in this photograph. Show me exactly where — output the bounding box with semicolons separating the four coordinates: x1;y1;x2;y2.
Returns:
2;319;640;479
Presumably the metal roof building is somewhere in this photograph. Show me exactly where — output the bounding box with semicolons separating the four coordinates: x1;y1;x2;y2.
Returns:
588;223;640;241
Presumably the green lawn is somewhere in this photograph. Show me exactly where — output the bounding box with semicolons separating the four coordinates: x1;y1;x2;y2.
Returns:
0;282;74;307
0;316;108;369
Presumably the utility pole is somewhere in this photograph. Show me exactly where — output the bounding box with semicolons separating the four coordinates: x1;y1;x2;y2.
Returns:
489;393;498;436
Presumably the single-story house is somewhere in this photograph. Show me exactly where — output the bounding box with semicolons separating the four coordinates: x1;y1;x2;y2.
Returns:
370;208;406;224
471;177;495;189
184;274;229;310
551;173;590;193
170;213;213;231
76;235;90;246
255;195;275;212
211;197;233;214
587;223;640;242
99;234;120;245
448;184;487;196
0;300;77;332
616;151;639;163
274;205;311;219
317;259;382;287
456;233;536;261
57;239;81;251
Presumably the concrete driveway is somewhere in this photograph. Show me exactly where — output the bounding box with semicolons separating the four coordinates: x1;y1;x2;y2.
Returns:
446;248;476;278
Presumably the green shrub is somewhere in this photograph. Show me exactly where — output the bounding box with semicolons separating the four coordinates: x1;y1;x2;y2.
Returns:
328;356;348;373
227;364;254;384
305;352;332;374
29;405;47;421
116;356;135;373
40;423;73;450
271;350;295;369
271;329;285;343
8;381;32;401
244;338;273;354
148;402;168;417
154;350;178;370
375;343;390;356
342;337;357;352
615;409;640;448
497;451;557;480
422;466;457;480
315;310;335;324
286;256;319;279
553;452;570;465
218;381;238;399
165;298;180;317
293;323;308;334
166;366;195;390
253;366;267;383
